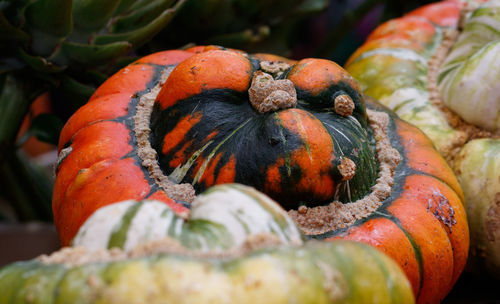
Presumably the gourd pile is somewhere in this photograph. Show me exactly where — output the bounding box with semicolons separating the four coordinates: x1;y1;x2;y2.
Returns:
2;0;499;303
0;45;467;303
346;0;500;277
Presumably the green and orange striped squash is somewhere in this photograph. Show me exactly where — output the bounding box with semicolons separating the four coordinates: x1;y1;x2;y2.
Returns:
46;45;469;303
345;0;500;277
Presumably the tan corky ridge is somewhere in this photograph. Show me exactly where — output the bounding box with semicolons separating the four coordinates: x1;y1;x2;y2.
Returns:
134;67;196;203
38;233;291;266
290;109;401;235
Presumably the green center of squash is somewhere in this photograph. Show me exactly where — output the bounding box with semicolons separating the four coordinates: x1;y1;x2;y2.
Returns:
135;54;385;213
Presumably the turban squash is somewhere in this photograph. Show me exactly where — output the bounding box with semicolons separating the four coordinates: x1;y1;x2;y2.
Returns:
345;0;500;277
3;44;466;303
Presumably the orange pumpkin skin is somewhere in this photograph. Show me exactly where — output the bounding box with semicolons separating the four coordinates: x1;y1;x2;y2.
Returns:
151;50;378;209
53;46;468;304
53;50;197;245
319;100;468;304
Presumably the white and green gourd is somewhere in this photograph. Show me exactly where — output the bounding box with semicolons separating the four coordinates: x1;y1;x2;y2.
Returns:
346;0;500;276
438;0;500;131
0;184;415;303
72;183;303;251
438;1;500;274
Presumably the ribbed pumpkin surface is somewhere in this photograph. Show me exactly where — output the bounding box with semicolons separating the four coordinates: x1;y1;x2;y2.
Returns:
53;45;468;303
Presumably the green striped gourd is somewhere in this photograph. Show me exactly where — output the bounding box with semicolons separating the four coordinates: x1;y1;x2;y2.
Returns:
0;184;414;304
345;0;500;276
73;183;303;251
439;1;500;131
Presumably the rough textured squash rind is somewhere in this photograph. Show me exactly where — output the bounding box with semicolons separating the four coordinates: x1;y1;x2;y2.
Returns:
52;45;468;304
72;184;304;252
0;240;414;304
345;0;499;280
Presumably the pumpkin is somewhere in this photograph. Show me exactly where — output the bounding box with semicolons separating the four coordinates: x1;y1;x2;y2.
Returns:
0;187;414;304
49;45;468;303
345;0;500;277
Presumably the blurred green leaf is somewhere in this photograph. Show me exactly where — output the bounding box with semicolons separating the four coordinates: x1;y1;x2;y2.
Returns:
58;41;132;66
0;12;29;44
0;151;53;221
60;75;94;99
114;0;141;15
94;0;187;47
72;0;121;31
28;114;64;146
0;0;31;28
0;75;31;165
25;0;73;55
58;75;96;110
18;48;67;73
25;0;73;37
110;0;176;33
